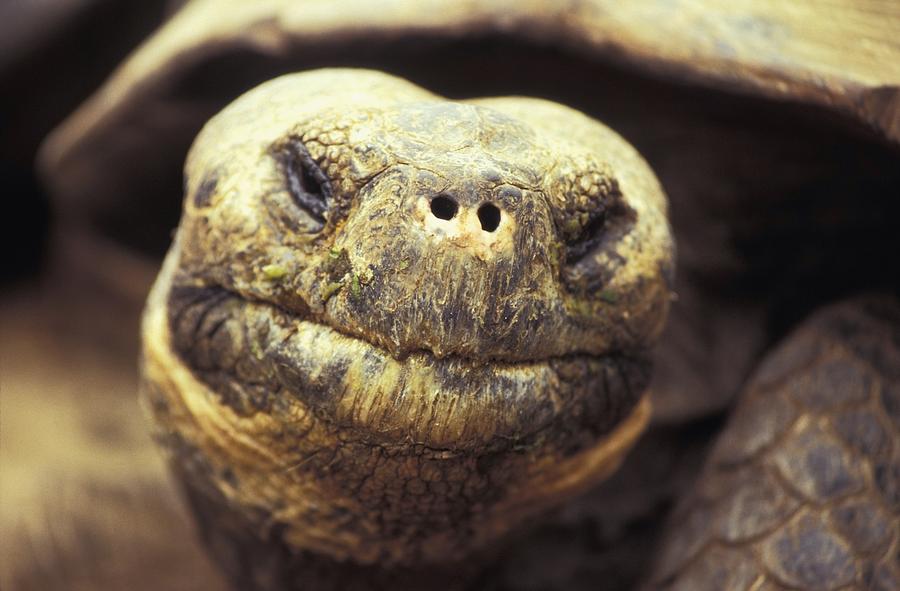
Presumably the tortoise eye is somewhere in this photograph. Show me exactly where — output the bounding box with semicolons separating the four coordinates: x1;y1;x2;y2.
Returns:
275;139;333;230
565;208;608;264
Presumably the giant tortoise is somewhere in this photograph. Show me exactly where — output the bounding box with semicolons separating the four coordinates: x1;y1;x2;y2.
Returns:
7;1;900;590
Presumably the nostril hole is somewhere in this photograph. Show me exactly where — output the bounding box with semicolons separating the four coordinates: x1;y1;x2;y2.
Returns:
478;203;501;232
430;195;458;220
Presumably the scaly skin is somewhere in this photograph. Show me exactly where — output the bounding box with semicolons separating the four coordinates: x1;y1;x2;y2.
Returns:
647;298;900;591
140;69;673;589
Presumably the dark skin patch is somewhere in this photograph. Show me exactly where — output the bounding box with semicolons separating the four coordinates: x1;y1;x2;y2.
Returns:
193;172;219;208
167;284;280;415
321;247;352;283
564;198;637;292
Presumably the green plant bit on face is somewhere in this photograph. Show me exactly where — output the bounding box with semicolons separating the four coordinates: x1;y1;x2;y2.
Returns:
398;259;409;271
262;264;288;280
322;281;344;301
350;273;361;298
563;218;582;238
249;338;265;360
329;247;344;259
599;289;618;304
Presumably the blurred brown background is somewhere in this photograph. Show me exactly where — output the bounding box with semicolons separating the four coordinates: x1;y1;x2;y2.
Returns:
0;2;225;589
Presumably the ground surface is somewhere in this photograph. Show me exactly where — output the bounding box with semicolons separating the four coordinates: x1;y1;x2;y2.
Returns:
0;245;227;590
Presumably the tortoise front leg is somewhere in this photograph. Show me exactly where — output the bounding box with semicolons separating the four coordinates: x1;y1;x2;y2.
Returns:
646;298;900;591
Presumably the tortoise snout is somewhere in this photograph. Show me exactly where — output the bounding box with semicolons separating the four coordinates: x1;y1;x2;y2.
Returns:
330;170;561;359
428;194;502;232
417;192;512;261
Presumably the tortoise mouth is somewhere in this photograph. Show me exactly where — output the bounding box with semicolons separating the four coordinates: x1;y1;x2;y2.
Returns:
167;279;649;452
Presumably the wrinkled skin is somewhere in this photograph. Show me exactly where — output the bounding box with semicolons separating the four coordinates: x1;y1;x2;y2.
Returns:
141;69;673;587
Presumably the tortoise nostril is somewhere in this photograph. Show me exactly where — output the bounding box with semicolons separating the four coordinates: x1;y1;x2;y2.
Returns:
430;195;458;220
478;203;501;232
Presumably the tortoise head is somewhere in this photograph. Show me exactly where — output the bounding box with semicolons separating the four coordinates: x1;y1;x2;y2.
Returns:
141;69;673;570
